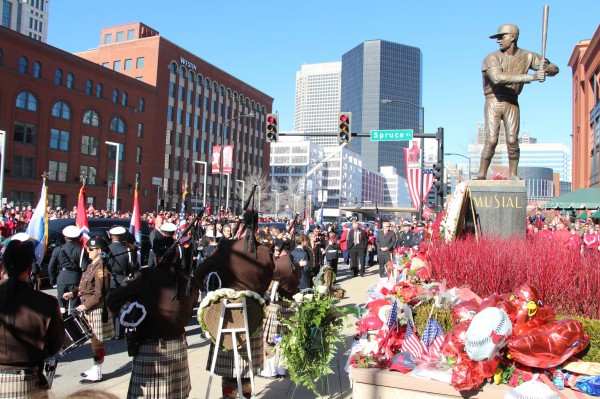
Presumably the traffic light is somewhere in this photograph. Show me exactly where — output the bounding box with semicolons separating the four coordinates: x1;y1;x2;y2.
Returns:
435;127;445;210
433;162;443;189
338;112;352;144
266;113;279;143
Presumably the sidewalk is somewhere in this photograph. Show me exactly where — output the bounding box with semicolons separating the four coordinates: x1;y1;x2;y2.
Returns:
85;265;380;399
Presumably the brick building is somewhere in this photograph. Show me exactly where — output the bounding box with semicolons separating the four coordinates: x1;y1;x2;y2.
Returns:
0;26;159;212
76;22;274;212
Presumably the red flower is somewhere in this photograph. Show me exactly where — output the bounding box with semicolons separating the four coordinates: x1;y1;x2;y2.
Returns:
509;374;519;387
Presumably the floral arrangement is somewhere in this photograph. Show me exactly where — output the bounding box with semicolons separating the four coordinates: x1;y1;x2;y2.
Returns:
280;287;347;396
349;352;391;369
493;365;534;387
491;173;508;180
196;288;265;339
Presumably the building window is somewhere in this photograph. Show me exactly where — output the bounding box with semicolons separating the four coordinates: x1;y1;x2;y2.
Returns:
136;57;144;69
164;154;170;169
124;58;132;70
113;60;121;71
187;89;192;104
193;137;198;152
174;156;180;171
112;89;119;103
107;144;124;162
66;73;74;88
167;106;174;121
47;194;65;209
202;117;207;132
12;155;35;178
51;101;71;120
102;62;109;68
127;29;134;40
48;160;67;182
169;63;177;75
2;1;12;28
139;98;145;112
176;109;182;125
18;56;28;74
186;112;191;127
178;86;184;102
32;61;41;78
14;121;36;145
175;132;181;148
136;147;142;164
96;83;103;98
16;91;37;111
137;123;144;138
80;166;97;185
121;92;128;106
83;110;100;127
50;128;70;151
104;33;112;44
54;68;62;85
116;31;124;42
194;115;199;130
110;117;126;133
81;135;98;156
201;140;205;154
169;82;176;98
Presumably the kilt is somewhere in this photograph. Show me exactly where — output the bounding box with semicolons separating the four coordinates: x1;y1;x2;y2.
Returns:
206;327;263;378
263;300;296;344
84;308;115;342
128;335;191;399
0;371;46;399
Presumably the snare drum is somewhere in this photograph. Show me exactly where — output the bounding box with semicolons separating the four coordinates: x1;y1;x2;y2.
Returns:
60;314;93;355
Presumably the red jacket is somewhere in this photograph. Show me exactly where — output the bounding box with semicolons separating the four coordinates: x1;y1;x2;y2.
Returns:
339;229;349;251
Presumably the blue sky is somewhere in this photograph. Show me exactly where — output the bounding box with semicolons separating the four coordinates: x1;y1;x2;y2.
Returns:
48;1;599;156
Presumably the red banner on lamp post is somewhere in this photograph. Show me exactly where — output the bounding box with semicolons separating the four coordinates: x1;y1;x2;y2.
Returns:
212;145;233;174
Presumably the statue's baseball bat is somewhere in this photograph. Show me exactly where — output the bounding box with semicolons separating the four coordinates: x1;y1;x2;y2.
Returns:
541;4;549;62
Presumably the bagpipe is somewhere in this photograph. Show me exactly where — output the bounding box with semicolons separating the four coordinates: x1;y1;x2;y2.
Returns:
231;183;259;237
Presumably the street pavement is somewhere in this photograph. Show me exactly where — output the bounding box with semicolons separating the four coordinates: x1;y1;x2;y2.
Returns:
47;262;382;398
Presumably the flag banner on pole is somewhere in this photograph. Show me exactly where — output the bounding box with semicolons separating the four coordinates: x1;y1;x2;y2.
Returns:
177;184;189;246
25;181;48;265
404;148;434;209
318;205;324;228
211;146;221;174
76;185;90;246
129;185;142;266
222;145;233;175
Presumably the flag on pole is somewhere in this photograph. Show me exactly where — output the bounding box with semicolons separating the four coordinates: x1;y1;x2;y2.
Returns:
177;183;189;245
421;317;445;348
25;179;48;265
402;323;427;360
76;185;90;246
129;183;142;267
318;205;325;228
386;300;398;331
403;148;435;210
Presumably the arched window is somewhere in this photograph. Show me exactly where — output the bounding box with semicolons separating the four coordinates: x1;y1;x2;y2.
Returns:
16;91;38;111
51;101;71;120
83;110;100;127
121;92;128;106
32;61;41;78
66;73;74;89
96;83;103;98
205;78;211;90
179;66;186;79
219;85;225;96
188;71;194;82
169;62;177;74
212;82;217;92
110;117;126;133
18;56;28;74
139;98;145;112
112;89;119;103
54;68;63;85
85;80;93;95
197;74;203;86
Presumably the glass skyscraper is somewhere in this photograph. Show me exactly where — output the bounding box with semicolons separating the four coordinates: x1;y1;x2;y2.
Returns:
341;40;422;177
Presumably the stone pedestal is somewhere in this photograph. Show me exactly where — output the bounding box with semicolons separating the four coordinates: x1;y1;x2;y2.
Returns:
465;180;527;238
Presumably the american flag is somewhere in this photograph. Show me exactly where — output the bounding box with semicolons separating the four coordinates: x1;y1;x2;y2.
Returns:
386;300;398;331
177;184;189;245
76;185;90;247
403;323;427;360
421;317;444;348
403;148;435;210
129;183;142;266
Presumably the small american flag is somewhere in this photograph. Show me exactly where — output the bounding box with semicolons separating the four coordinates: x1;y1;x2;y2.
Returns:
386;300;398;331
403;323;426;360
421;318;444;348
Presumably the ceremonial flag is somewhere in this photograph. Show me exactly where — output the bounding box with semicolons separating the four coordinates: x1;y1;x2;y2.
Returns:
25;180;48;265
318;205;324;228
76;185;90;246
129;184;142;267
402;323;427;360
403;148;435;210
177;184;189;245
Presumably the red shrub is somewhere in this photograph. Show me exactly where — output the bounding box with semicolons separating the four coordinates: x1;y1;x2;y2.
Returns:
428;236;600;319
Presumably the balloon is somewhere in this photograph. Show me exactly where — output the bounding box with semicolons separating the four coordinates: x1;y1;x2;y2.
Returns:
358;316;383;333
366;299;391;319
465;307;512;361
507;319;590;368
452;300;478;325
509;284;555;335
442;321;470;358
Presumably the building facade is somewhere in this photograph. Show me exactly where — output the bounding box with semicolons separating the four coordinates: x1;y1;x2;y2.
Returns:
341;40;422;177
569;25;600;189
76;22;274;212
0;26;159;211
294;62;341;148
1;0;48;42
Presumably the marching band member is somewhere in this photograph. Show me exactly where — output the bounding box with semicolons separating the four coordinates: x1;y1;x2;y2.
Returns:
63;236;114;383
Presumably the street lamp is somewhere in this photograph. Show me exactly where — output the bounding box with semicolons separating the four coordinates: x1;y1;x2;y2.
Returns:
194;160;207;207
218;112;255;213
235;179;245;211
225;173;230;212
444;153;472;181
105;141;122;213
380;99;425;220
271;189;280;219
256;185;261;213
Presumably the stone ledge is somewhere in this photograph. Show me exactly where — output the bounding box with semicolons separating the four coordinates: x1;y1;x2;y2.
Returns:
350;368;591;399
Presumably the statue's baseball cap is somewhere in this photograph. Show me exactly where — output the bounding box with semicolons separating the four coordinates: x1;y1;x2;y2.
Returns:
489;24;519;39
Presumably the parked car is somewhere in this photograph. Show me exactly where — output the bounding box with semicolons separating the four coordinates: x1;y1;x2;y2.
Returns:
1;218;151;286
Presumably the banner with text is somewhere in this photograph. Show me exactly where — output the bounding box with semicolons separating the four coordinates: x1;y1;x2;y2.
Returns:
212;145;234;175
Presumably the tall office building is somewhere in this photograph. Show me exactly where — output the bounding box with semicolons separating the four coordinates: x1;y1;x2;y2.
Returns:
77;22;273;212
341;40;422;177
1;0;49;42
294;62;341;147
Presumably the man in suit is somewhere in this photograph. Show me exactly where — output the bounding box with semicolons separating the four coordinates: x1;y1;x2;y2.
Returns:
346;220;367;277
375;221;396;277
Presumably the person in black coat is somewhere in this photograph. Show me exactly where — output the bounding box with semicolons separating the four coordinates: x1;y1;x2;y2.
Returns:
375;221;396;277
346;221;367;277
